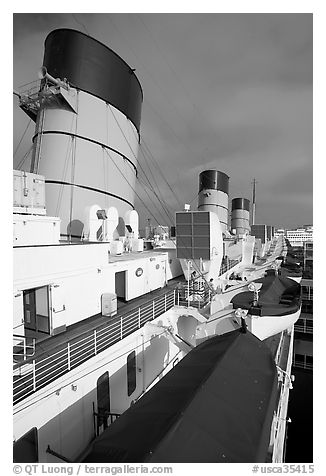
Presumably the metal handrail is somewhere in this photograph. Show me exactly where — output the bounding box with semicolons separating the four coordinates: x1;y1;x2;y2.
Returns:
292;357;312;370
175;282;211;310
13;289;176;404
294;318;313;334
219;258;242;276
13;335;36;361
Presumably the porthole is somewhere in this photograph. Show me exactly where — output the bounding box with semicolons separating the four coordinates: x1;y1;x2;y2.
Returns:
135;268;143;277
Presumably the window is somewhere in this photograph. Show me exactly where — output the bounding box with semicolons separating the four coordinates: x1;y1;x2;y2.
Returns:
127;351;136;396
97;372;110;428
306;355;313;366
13;427;38;463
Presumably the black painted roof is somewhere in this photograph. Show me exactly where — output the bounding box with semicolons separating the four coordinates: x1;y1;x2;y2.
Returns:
84;330;278;463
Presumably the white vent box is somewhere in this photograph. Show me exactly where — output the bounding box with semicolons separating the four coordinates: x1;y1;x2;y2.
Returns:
13;214;61;246
13;170;46;215
101;293;117;317
109;240;123;255
132;238;144;252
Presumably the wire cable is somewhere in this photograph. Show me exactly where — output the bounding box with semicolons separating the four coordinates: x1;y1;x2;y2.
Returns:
14;118;32;158
71;13;90;36
103;147;205;279
15;145;33;171
104;147;169;230
107;104;177;225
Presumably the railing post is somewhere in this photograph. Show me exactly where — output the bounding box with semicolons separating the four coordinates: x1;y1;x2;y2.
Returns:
67;343;71;371
94;329;97;355
138;308;141;328
173;289;176;306
177;288;180;306
33;359;36;391
120;316;123;339
165;293;167;312
152;301;155;319
23;338;27;361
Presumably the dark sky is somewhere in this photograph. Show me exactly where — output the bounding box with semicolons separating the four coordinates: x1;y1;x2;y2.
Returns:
13;13;313;229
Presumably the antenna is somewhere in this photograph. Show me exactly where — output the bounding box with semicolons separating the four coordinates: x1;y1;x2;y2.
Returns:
252;178;257;225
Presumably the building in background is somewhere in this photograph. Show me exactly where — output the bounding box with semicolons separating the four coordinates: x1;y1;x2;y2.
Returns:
285;226;313;246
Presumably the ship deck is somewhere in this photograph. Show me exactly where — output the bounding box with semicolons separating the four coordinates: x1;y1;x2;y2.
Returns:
13;277;183;405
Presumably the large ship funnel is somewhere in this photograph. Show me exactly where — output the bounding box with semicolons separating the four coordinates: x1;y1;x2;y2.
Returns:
231;198;250;235
29;28;143;240
197;170;229;232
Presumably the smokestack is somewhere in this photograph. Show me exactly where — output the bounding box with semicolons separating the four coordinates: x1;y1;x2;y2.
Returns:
231;198;250;235
31;29;143;240
197;170;229;232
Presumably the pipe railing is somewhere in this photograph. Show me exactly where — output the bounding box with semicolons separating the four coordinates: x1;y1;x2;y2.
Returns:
219;257;242;276
292;356;313;370
13;289;177;405
294;318;313;334
13;335;36;362
175;282;211;310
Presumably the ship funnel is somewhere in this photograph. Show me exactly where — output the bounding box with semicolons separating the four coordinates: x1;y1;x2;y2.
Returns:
198;170;229;232
33;29;143;241
231;198;250;235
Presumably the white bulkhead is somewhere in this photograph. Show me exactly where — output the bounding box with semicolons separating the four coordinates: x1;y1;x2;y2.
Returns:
13;243;169;337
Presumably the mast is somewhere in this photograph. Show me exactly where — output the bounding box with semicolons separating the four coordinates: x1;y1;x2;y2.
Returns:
252;178;257;225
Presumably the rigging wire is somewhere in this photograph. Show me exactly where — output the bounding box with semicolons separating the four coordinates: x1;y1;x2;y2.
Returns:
108;13;210;166
137;139;181;214
71;13;90;36
55;117;76;216
135;13;222;166
138;149;170;209
105;16;207;214
15;145;33;171
140;138;183;210
137;177;176;228
107;104;177;225
136;14;203;116
140;96;198;177
106;16;197;132
14;118;32;159
137;162;176;227
103;147;206;279
68;92;79;241
105;109;209;281
104;147;170;230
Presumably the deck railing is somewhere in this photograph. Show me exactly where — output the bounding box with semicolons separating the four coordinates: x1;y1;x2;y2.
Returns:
301;287;313;301
175;282;211;310
292;355;313;370
219;258;242;276
294;317;313;334
13;335;36;363
13;289;176;405
93;408;121;436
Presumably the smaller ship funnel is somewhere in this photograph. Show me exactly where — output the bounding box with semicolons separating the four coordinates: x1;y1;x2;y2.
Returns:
231;198;250;235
